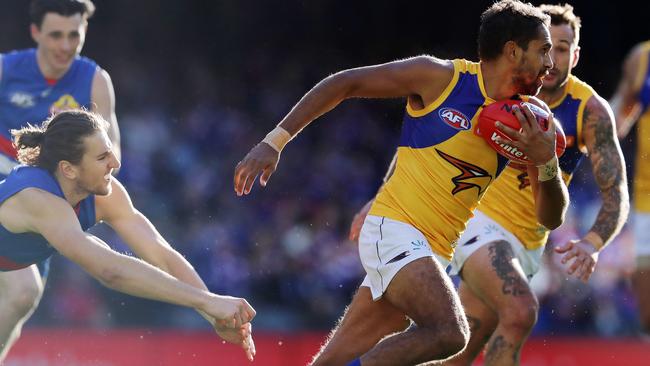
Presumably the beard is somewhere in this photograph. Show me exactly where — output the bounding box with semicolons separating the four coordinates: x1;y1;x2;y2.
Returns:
512;60;545;96
542;67;570;93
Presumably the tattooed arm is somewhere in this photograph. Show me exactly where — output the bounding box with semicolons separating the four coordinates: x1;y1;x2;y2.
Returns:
555;95;630;282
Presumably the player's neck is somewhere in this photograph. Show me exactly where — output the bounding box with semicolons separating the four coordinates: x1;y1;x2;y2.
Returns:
35;49;67;81
480;61;520;101
54;172;90;208
538;82;568;106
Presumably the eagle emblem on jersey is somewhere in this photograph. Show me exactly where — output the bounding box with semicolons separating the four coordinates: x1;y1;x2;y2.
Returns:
436;149;492;196
50;94;81;114
517;171;531;189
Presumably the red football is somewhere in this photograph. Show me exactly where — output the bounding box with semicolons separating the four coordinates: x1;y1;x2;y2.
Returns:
477;99;566;165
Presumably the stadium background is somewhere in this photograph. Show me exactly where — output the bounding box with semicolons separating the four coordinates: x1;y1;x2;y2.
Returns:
0;0;649;364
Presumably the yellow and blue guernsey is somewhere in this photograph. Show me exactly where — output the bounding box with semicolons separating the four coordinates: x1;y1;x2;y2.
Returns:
369;59;510;260
478;74;595;250
632;41;650;213
0;166;96;271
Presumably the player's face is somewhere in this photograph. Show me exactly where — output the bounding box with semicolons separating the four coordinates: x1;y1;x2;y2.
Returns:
31;13;87;75
512;25;553;95
76;131;120;196
543;24;580;92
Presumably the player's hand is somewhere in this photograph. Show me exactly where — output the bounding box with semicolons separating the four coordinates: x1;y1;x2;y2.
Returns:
215;322;256;361
494;104;557;165
202;295;256;329
349;199;373;243
234;142;279;196
554;239;599;282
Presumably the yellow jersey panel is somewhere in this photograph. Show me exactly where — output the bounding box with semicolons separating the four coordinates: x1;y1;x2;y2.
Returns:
478;75;595;249
370;59;509;260
634;41;650;212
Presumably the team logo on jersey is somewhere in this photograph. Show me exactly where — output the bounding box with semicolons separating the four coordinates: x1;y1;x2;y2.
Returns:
50;94;80;114
436;149;492;196
438;108;471;130
9;92;36;108
517;171;530;190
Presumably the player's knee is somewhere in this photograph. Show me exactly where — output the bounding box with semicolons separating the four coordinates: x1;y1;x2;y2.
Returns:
1;281;42;317
421;320;469;360
498;296;538;337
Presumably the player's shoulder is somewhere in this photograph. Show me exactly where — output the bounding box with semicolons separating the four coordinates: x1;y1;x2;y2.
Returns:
395;54;454;77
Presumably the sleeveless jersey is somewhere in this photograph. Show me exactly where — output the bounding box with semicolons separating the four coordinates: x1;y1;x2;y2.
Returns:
0;49;97;159
369;59;510;260
632;41;650;212
478;74;595;249
0;166;96;270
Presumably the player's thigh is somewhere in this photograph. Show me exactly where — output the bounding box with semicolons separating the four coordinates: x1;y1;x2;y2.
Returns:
0;265;43;306
383;256;464;329
460;240;536;315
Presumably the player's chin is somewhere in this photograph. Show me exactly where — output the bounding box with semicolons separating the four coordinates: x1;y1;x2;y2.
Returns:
94;183;112;196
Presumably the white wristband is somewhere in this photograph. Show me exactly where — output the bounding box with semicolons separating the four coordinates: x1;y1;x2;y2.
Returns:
262;126;293;153
536;155;559;182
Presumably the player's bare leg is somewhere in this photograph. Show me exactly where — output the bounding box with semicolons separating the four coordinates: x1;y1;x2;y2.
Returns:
310;286;410;366
446;241;537;366
442;281;499;366
358;257;469;366
0;265;44;361
632;256;650;334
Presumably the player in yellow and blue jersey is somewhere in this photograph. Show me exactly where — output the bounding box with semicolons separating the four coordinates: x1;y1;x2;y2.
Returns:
0;1;121;361
444;5;628;365
611;39;650;334
350;5;628;366
234;1;569;365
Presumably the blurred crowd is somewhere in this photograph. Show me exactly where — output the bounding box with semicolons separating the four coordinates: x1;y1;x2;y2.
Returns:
32;69;642;337
0;0;641;337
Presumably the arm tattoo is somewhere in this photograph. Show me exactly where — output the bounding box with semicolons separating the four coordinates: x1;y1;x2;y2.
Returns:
583;100;630;245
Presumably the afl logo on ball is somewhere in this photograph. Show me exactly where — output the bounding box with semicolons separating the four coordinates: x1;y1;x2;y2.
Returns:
438;108;471;130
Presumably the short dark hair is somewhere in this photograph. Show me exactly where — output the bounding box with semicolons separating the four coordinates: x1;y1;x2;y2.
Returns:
478;0;551;61
12;110;109;173
30;0;95;28
539;3;581;46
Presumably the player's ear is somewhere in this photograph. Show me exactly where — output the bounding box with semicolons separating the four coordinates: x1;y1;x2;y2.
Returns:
571;46;581;69
30;24;40;43
503;40;521;63
58;160;78;180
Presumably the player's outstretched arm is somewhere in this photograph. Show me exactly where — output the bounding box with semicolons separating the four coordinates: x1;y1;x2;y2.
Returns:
95;178;255;359
610;43;644;139
233;56;454;196
8;189;255;329
556;95;630;282
494;102;569;229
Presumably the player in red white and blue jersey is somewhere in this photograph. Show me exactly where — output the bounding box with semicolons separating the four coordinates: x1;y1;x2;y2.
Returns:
0;0;120;361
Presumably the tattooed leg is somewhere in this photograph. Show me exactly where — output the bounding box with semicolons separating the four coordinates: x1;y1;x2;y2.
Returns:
444;240;538;366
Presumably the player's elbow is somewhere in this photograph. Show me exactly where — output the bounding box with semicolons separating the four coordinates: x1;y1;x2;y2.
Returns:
95;266;125;289
541;214;564;231
324;70;357;99
538;205;567;230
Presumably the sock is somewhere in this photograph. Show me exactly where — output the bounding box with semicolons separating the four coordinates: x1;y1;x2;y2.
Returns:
346;358;361;366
